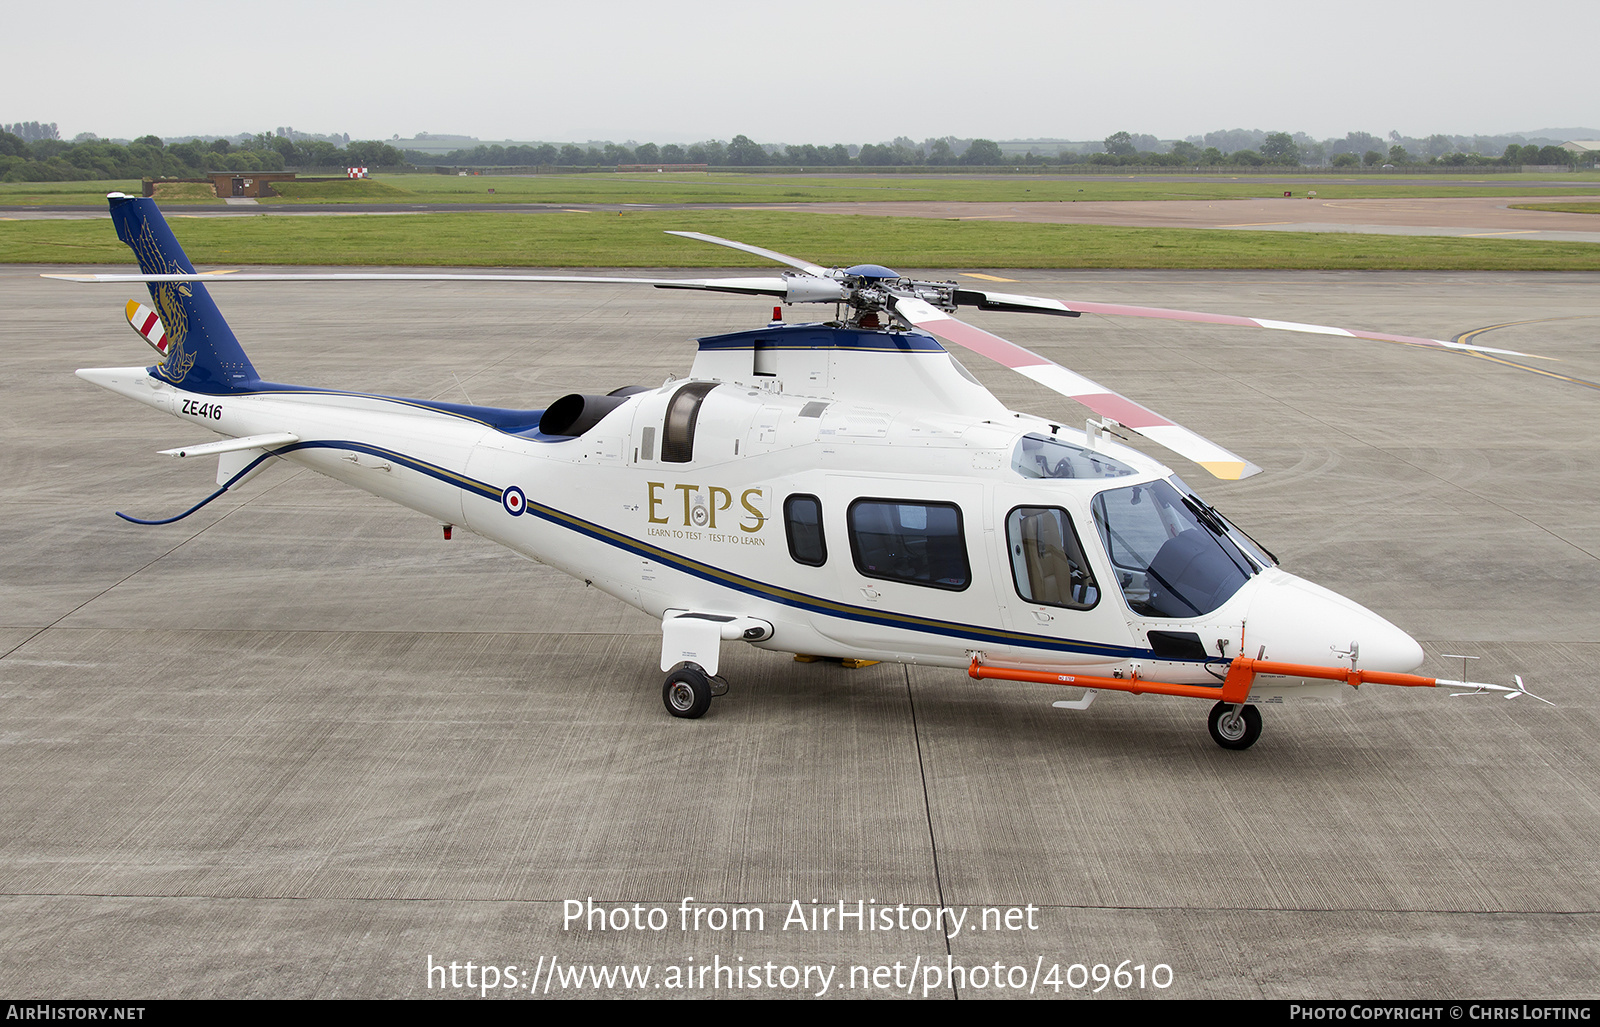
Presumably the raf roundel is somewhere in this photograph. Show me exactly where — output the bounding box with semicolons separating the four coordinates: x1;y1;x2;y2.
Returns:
501;485;526;517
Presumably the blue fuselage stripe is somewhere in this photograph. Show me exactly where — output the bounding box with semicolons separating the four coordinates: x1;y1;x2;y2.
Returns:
254;435;1162;662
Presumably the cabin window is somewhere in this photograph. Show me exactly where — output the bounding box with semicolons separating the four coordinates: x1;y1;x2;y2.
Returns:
1006;507;1099;610
660;382;718;463
784;494;826;566
847;499;970;591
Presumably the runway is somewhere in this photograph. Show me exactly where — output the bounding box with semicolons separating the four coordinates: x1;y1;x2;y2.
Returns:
2;266;1598;998
759;196;1600;244
8;192;1599;244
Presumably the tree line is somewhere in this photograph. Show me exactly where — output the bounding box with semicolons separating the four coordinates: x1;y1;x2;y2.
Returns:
413;130;1590;169
3;122;60;142
0;131;407;182
409;135;1011;168
1;124;1587;181
1089;130;1584;169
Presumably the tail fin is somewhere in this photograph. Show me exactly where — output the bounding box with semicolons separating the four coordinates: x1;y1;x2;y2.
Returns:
109;193;258;390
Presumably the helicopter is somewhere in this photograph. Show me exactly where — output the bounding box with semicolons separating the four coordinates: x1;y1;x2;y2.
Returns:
49;193;1549;751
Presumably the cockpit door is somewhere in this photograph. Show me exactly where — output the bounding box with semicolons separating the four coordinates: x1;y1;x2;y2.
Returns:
992;489;1136;664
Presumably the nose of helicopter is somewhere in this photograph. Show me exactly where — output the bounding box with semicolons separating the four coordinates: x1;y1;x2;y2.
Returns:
1243;572;1425;672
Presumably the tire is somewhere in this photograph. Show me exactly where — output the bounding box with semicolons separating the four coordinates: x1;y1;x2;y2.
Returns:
1207;701;1262;750
663;666;713;719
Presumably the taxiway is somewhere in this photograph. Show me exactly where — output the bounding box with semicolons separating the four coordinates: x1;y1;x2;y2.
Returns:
2;268;1597;998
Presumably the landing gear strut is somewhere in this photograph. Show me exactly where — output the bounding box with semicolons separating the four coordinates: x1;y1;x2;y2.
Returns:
1207;700;1262;750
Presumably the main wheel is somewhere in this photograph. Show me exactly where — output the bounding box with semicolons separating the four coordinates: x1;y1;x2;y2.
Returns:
663;666;713;719
1207;701;1262;750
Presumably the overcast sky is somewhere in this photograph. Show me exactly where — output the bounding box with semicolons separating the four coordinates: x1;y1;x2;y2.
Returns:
8;0;1596;144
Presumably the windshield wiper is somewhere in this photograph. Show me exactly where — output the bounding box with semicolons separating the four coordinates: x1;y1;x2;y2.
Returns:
1180;494;1257;578
1180;494;1278;565
1182;493;1230;538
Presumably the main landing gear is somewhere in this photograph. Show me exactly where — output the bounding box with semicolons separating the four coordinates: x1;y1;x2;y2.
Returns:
662;663;728;719
1207;700;1262;750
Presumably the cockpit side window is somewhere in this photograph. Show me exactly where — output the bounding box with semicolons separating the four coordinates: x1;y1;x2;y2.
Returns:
1006;507;1099;610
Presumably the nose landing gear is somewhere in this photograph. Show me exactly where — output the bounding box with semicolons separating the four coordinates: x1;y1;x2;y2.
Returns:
1208;701;1262;750
662;664;728;719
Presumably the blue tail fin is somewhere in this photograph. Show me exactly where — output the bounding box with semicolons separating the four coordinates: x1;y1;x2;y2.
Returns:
109;193;258;391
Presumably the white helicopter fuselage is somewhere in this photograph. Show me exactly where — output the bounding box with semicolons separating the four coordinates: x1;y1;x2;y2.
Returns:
79;318;1423;696
63;194;1545;748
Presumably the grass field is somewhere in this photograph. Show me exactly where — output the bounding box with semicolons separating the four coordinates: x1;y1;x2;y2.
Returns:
282;171;1600;205
268;179;418;202
1510;202;1600;215
0;180;147;205
4;171;1600;207
6;209;1599;271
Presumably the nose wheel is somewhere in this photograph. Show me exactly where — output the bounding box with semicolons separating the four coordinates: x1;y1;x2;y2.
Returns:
1207;701;1262;750
662;664;727;719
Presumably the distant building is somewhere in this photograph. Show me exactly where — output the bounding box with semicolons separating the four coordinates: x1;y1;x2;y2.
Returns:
207;172;297;197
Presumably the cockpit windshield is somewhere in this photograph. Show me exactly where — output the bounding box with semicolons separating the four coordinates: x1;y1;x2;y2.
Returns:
1012;432;1137;480
1166;475;1278;571
1090;478;1257;618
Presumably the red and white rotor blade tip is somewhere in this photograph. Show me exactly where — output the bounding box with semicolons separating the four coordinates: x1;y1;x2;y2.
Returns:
1062;300;1536;358
894;296;1262;481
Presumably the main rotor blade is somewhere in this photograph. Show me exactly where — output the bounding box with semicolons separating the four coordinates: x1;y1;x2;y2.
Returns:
892;295;1262;481
664;231;831;278
952;288;1079;317
44;270;796;297
1061;299;1537;358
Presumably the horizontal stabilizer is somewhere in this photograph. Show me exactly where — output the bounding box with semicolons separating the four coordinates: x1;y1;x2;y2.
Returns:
159;432;300;458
